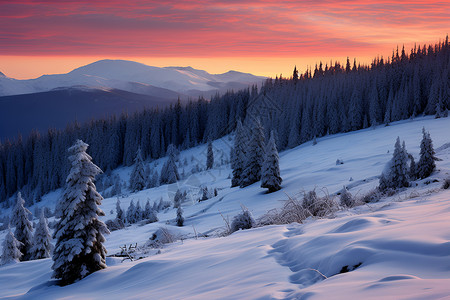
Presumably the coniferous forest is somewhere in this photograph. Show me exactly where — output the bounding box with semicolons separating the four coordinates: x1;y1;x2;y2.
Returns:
0;37;449;206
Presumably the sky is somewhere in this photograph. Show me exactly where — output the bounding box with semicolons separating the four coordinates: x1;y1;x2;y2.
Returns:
0;0;448;79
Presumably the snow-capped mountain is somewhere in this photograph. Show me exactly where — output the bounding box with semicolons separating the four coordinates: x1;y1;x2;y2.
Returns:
0;60;265;97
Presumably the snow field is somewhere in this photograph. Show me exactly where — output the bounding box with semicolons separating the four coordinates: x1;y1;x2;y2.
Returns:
0;115;449;299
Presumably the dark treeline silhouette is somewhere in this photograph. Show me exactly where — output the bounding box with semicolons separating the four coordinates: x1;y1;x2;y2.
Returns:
0;37;449;206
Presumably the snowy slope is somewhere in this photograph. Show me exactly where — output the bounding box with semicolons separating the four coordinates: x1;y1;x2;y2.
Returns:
0;60;265;97
1;116;450;299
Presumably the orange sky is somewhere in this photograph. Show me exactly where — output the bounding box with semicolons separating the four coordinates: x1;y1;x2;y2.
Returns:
0;1;448;79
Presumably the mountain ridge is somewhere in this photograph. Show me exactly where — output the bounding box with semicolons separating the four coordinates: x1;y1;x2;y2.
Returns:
0;59;265;98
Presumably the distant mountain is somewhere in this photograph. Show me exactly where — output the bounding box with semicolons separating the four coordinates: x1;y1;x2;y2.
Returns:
0;86;182;141
0;71;5;78
0;60;265;98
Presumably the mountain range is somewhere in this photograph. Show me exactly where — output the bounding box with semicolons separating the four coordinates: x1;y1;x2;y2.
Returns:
0;60;264;98
0;60;265;141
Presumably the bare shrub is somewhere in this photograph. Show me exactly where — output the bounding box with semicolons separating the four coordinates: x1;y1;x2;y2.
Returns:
257;190;337;226
360;188;383;203
339;186;354;207
302;189;337;217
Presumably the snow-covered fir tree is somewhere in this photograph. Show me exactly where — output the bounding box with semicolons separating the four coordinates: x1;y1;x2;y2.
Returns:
31;211;52;260
11;192;33;261
417;127;437;179
135;201;143;222
143;200;158;223
52;140;109;286
241;117;265;188
176;206;184;227
261;131;282;193
111;176;122;196
379;137;409;190
126;200;136;224
173;189;183;208
231;119;246;187
160;144;180;184
129;148;146;192
206;140;214;170
408;153;416;180
116;198;125;223
1;228;22;265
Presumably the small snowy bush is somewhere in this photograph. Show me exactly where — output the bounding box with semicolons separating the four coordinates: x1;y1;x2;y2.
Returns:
443;178;450;190
230;209;255;233
146;227;177;248
340;187;354;208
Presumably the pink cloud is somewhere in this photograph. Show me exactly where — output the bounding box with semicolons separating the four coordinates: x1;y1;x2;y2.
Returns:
0;1;448;57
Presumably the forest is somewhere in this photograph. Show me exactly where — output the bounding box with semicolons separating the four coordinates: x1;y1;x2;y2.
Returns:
0;37;448;206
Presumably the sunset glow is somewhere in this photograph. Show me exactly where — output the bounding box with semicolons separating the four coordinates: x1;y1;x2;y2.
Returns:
0;0;448;78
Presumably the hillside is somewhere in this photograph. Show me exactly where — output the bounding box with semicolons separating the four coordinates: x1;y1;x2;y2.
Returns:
0;86;181;140
0;115;449;299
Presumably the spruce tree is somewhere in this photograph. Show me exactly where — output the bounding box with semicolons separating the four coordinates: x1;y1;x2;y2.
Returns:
143;200;158;223
206;140;214;170
176;206;184;227
31;211;52;260
160;144;180;184
231;120;246;187
173;189;183;208
240;117;265;188
116;198;124;223
261;131;282;193
135;201;143;222
379;137;409;190
126;200;136;224
1;228;22;265
11;192;33;261
52;140;109;285
417;127;437;179
129;148;146;192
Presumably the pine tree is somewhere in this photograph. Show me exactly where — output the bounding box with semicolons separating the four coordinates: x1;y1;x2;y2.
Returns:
129;148;146;192
160;144;180;184
206;140;214;170
31;211;52;260
408;153;416;180
126;200;136;224
261;131;282;193
231;119;246;187
240;117;265;188
143;200;158;223
52;140;109;285
173;189;183;208
116;198;124;223
135;200;143;222
379;137;409;190
176;206;184;227
417;127;437;179
11;192;33;261
1;228;22;265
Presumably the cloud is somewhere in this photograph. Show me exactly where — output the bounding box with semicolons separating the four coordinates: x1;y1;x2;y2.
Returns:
0;0;448;57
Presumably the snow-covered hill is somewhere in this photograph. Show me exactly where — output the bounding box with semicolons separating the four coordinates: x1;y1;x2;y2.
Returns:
1;116;450;299
0;60;265;97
